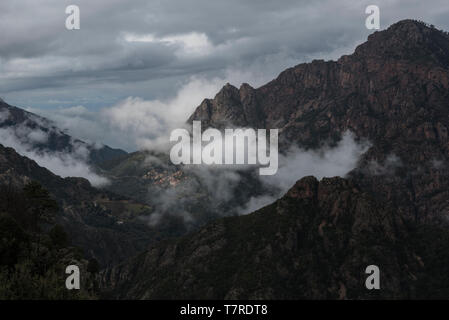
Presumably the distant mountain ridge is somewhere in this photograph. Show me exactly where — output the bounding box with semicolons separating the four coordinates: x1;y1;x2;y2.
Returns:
0;99;127;165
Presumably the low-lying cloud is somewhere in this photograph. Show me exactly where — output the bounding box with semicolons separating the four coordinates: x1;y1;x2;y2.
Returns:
238;132;371;214
142;130;370;226
18;72;371;224
0;112;108;186
29;72;267;152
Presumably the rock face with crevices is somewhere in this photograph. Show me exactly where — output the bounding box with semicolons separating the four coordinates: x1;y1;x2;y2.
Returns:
188;20;449;223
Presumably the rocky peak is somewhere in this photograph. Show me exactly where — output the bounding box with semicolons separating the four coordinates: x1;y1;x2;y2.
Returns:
351;19;449;66
284;176;360;211
187;81;264;128
216;83;240;100
286;176;319;201
239;82;254;94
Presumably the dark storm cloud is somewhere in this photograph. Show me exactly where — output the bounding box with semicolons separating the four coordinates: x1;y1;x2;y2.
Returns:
0;0;448;116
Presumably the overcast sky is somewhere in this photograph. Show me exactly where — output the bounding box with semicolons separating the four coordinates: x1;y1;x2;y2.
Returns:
1;0;448;151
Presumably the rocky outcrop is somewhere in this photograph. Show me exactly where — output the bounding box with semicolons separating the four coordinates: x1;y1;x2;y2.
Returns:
187;82;265;129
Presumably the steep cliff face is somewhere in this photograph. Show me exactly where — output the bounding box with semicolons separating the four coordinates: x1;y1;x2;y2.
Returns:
188;20;449;222
188;82;266;129
190;20;449;138
102;176;449;299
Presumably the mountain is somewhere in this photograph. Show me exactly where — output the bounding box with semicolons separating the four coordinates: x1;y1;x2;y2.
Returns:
2;19;448;299
104;20;449;229
0;143;158;266
101;176;449;299
189;20;449;223
0;99;127;165
100;20;449;299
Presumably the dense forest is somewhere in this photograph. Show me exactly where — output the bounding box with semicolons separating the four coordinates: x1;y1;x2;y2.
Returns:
0;182;98;299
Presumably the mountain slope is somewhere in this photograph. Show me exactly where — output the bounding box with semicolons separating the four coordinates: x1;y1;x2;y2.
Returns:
101;176;449;299
0;143;154;266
